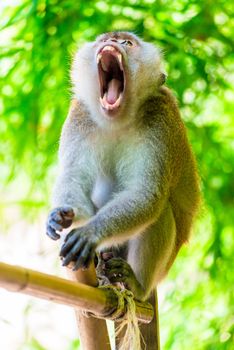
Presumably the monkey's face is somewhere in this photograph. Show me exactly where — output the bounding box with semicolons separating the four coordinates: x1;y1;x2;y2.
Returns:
72;32;164;129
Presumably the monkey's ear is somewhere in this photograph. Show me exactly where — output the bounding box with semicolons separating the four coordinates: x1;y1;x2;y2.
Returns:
159;72;167;85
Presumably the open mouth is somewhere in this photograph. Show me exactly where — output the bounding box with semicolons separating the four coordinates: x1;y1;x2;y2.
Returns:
97;45;125;113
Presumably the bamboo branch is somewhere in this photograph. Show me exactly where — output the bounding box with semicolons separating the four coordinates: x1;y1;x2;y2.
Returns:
66;264;111;350
0;261;153;324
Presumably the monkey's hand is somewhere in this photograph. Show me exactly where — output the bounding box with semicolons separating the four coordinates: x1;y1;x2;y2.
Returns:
60;226;98;270
101;257;145;300
46;206;75;240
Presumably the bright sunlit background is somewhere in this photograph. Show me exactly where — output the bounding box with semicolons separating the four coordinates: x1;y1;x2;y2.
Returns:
0;1;233;349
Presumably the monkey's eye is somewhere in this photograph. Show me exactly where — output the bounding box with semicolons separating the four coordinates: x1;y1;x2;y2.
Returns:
119;39;133;46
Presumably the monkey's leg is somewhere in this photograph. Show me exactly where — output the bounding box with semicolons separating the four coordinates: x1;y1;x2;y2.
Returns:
129;203;176;349
128;203;176;298
113;204;176;349
103;203;176;300
66;263;111;350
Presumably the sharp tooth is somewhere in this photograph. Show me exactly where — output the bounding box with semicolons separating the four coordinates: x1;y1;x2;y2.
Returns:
117;53;123;70
97;53;102;63
99;96;105;108
97;53;108;71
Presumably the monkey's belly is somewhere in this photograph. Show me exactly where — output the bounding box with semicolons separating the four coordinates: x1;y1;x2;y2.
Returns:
91;175;114;209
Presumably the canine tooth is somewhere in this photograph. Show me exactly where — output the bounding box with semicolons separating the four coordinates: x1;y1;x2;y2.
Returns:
99;97;104;107
117;53;123;70
97;53;102;63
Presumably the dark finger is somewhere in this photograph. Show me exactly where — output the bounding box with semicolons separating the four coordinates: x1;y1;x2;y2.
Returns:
50;211;63;223
62;238;86;266
73;245;93;271
46;225;60;240
64;229;77;242
73;256;86;271
60;232;79;257
49;220;63;232
82;250;95;270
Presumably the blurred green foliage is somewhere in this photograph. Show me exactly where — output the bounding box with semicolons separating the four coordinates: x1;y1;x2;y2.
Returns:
0;0;233;349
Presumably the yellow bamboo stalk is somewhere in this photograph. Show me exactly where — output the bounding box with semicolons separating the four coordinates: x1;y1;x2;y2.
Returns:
0;261;153;323
66;263;111;350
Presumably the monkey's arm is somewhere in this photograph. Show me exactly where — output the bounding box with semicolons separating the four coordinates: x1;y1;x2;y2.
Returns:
52;164;95;219
46;161;96;240
60;142;171;269
46;102;96;240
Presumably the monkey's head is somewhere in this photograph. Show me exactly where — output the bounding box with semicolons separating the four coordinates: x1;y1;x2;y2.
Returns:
72;32;165;129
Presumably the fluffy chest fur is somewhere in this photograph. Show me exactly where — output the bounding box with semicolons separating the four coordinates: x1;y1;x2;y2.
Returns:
88;131;142;209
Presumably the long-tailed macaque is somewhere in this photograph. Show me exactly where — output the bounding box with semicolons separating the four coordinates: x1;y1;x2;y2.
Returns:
46;32;200;302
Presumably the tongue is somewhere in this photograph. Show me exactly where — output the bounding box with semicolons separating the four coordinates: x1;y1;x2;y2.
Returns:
106;79;122;105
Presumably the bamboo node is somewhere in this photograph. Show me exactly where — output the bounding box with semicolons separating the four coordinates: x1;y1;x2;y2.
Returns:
81;284;126;320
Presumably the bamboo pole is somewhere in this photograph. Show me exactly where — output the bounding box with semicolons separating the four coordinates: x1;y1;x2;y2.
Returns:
139;290;160;350
0;261;153;323
66;263;111;350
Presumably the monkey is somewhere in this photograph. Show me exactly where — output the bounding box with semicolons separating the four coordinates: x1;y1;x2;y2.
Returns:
46;31;200;303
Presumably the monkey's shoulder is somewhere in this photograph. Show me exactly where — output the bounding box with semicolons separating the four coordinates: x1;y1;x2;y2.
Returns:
62;99;96;136
141;86;181;125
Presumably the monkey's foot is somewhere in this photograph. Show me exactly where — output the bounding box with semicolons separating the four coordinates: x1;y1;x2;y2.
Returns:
46;206;75;240
101;257;145;300
95;251;115;286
